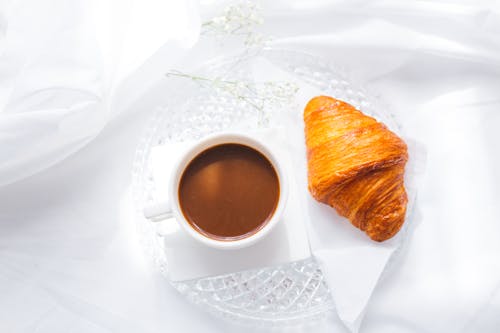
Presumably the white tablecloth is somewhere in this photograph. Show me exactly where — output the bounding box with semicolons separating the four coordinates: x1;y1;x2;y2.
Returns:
1;1;499;332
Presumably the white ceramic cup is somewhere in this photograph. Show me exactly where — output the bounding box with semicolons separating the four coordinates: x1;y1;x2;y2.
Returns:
143;132;289;250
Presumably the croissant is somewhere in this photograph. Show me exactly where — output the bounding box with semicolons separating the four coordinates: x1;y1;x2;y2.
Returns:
304;96;408;241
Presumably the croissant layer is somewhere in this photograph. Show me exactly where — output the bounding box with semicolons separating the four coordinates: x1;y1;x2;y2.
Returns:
304;96;408;241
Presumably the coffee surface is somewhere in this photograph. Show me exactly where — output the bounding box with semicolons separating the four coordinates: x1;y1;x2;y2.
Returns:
179;143;280;240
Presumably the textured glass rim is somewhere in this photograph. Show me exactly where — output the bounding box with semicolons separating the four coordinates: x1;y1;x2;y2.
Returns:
130;47;414;326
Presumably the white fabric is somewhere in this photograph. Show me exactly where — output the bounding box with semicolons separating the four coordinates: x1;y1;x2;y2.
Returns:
0;0;199;186
1;1;500;332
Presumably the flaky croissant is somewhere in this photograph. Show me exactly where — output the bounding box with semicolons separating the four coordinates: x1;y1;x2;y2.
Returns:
304;96;408;241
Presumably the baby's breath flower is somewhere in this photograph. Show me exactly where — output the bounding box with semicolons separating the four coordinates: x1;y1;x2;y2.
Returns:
165;70;298;125
201;0;268;47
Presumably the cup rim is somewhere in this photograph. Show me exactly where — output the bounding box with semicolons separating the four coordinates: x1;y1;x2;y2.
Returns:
169;132;288;250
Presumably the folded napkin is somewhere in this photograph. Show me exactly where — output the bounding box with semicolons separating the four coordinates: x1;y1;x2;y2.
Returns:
149;128;311;282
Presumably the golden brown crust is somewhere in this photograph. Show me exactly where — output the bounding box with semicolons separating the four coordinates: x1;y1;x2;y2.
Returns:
304;96;408;241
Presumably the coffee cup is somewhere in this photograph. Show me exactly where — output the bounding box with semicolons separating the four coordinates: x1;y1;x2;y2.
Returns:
143;132;288;250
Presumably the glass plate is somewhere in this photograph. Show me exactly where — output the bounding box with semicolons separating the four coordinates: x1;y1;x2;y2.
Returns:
131;48;403;326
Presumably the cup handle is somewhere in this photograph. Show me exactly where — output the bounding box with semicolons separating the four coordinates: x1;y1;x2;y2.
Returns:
143;199;173;222
144;200;195;246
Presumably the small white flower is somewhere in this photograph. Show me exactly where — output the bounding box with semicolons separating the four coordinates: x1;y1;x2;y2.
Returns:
201;0;266;45
212;16;227;25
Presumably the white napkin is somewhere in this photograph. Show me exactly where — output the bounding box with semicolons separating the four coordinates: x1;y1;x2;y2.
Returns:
150;128;311;281
252;57;424;332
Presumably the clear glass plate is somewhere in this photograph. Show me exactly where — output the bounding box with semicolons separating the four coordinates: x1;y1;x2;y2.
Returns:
131;48;403;326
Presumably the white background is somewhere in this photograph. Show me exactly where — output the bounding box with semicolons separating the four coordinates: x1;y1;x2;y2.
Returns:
1;0;500;332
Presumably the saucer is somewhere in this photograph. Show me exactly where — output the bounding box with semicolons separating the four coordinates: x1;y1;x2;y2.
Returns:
131;48;407;325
